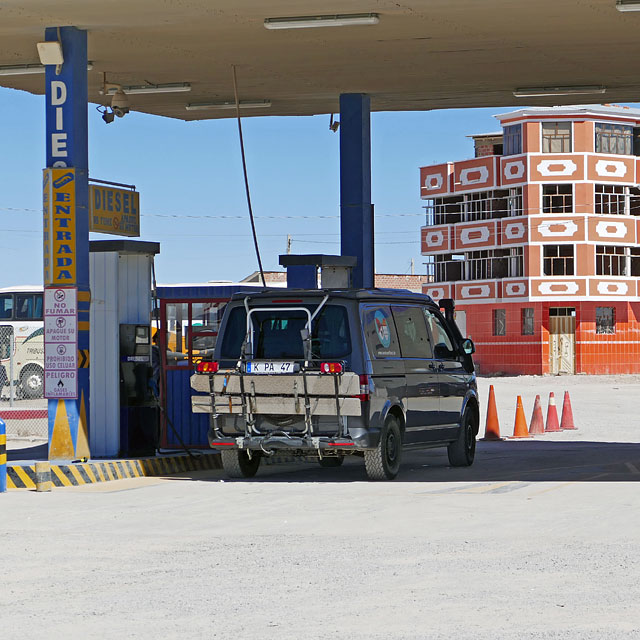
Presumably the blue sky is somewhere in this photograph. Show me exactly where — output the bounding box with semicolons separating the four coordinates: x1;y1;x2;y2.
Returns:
1;84;516;286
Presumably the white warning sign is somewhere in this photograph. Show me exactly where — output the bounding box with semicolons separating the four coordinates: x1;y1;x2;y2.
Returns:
44;287;78;399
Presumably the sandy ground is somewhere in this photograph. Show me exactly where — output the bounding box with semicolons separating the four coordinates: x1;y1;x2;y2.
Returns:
1;374;640;639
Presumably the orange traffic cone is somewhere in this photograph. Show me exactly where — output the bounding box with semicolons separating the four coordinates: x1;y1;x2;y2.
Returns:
481;385;502;441
560;391;577;430
545;392;561;432
529;394;545;435
511;395;531;438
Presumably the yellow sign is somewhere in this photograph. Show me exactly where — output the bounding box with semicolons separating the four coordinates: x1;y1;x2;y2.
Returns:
89;185;140;237
43;168;77;285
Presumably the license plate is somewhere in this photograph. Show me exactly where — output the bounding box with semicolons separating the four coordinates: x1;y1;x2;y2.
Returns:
245;361;296;374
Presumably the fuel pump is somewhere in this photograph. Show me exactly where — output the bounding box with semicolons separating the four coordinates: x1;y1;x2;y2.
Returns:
119;323;157;456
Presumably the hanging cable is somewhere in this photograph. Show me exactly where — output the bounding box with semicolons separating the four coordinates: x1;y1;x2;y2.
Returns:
232;65;266;287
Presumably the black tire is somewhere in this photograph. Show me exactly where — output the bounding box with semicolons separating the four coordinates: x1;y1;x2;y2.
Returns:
220;449;262;478
364;414;402;481
20;365;44;399
318;456;344;468
448;407;477;467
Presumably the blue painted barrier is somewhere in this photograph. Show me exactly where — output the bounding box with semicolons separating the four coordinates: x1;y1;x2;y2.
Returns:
0;418;6;493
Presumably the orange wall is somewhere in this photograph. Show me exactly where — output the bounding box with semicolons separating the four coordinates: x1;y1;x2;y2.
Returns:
459;301;640;375
573;121;594;153
522;122;540;153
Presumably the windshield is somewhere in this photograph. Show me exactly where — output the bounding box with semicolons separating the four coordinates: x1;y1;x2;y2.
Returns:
219;304;351;360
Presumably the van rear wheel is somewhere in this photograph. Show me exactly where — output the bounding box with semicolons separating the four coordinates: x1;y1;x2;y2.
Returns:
365;415;402;481
220;449;261;478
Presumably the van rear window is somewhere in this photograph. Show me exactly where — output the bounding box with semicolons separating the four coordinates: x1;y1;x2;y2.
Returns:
220;304;351;360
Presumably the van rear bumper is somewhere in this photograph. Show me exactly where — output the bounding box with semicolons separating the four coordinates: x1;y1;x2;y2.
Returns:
209;429;380;453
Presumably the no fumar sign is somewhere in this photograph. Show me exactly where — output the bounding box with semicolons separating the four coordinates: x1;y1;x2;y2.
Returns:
44;287;78;399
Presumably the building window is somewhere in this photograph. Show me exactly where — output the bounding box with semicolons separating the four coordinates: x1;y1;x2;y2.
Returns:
596;245;628;276
508;188;523;216
503;124;522;156
595;123;632;155
493;309;506;336
596;307;615;334
543;245;574;276
595;245;640;276
542;122;572;153
595;184;626;215
543;184;573;213
522;308;535;335
427;196;464;226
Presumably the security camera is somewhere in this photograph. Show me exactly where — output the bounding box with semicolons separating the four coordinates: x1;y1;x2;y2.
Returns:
111;89;130;117
96;104;115;124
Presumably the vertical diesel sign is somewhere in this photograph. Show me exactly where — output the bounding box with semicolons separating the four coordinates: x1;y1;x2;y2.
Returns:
43;168;77;285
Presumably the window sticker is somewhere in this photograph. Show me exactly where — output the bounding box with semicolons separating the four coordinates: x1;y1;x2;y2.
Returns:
374;309;391;348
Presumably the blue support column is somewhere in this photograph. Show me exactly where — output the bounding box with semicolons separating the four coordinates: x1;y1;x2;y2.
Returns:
339;93;374;289
44;27;90;460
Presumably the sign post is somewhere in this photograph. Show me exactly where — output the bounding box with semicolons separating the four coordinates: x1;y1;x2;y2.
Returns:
44;26;90;460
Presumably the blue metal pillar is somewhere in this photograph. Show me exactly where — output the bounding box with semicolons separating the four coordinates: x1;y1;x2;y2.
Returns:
339;93;374;289
44;26;90;460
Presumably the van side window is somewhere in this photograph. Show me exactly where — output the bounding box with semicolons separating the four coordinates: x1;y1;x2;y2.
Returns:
424;309;456;360
363;306;400;359
391;306;433;359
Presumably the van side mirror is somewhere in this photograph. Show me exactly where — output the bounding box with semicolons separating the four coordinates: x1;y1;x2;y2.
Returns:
460;338;475;355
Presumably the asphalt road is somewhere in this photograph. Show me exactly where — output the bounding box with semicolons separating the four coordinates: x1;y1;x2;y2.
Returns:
2;374;640;638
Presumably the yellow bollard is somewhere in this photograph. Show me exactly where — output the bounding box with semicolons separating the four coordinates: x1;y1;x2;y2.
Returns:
35;461;52;492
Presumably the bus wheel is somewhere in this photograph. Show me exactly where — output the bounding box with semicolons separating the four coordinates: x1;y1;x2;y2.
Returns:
21;365;44;399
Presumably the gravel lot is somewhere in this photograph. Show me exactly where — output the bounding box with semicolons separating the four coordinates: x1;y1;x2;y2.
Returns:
1;374;639;639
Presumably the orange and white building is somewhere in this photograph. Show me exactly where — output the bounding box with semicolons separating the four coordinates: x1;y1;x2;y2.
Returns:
420;105;640;375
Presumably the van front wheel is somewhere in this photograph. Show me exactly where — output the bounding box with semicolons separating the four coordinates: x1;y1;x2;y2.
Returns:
220;449;261;478
365;415;402;481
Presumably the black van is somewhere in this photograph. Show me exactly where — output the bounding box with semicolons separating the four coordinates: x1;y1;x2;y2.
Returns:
191;289;478;481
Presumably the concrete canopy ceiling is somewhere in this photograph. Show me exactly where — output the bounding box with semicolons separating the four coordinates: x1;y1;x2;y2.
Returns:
0;0;638;120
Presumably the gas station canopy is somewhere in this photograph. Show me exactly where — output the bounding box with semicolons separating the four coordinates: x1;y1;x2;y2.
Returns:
1;0;639;120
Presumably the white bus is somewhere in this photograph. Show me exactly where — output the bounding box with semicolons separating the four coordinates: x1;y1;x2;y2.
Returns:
0;285;44;398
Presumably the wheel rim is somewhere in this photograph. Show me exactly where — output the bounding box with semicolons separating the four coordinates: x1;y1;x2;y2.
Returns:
27;374;42;390
386;429;398;464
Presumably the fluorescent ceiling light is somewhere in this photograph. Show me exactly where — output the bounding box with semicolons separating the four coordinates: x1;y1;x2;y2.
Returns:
186;100;272;111
0;62;93;76
36;41;64;65
264;13;379;29
616;1;640;11
0;63;48;76
106;82;191;95
513;85;606;97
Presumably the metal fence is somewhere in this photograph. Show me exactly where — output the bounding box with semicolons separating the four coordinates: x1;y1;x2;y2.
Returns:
0;325;47;438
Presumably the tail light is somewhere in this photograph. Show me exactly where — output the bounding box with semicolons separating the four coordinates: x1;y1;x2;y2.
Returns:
197;361;219;373
320;362;343;374
356;374;370;402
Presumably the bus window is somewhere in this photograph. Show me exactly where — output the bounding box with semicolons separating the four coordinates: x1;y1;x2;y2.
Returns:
34;294;43;319
0;295;13;320
16;295;34;319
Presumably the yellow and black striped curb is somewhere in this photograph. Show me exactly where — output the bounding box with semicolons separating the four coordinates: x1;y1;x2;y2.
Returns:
6;453;222;490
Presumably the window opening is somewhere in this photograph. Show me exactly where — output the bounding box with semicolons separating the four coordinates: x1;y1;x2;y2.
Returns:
596;306;615;334
543;245;574;276
542;122;572;153
522;308;534;335
595;123;632;155
493;309;506;336
543;184;573;213
503;124;522;156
